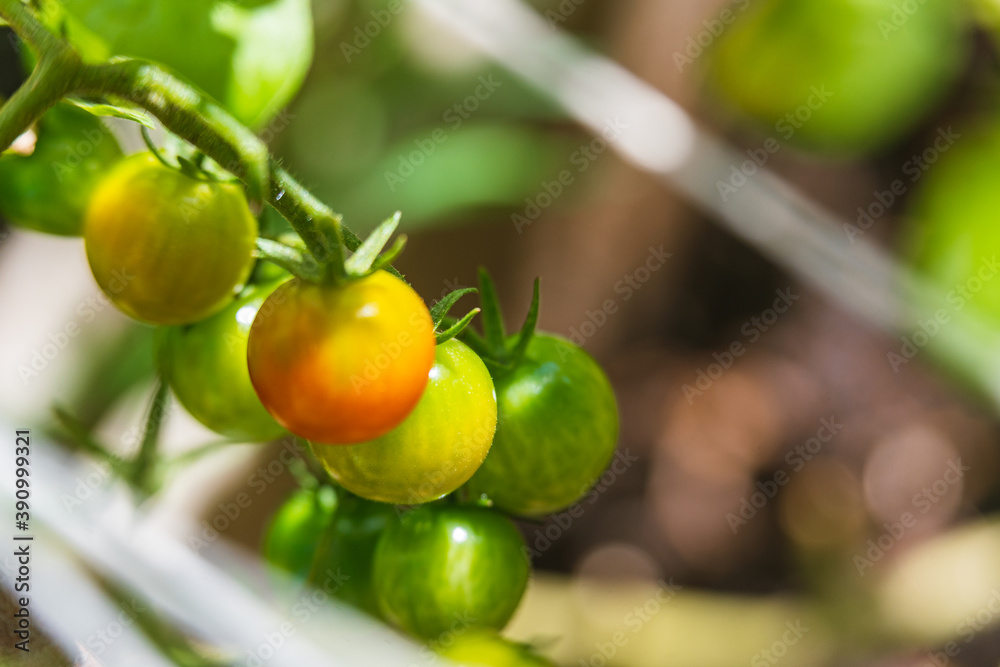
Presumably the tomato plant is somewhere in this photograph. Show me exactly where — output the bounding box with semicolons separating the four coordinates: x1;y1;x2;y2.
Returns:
84;153;258;325
159;280;288;442
0;2;630;660
311;338;497;505
706;0;966;154
372;503;530;640
247;270;436;445
0;102;122;235
57;0;313;128
263;485;338;580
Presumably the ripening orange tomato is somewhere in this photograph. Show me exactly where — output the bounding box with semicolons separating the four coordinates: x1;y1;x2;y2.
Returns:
246;271;435;444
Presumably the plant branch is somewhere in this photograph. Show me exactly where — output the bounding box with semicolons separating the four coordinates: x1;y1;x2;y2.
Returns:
0;0;385;278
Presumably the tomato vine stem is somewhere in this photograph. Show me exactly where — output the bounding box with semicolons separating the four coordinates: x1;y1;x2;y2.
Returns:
0;0;396;281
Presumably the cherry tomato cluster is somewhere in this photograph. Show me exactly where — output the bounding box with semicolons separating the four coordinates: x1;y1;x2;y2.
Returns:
2;112;618;658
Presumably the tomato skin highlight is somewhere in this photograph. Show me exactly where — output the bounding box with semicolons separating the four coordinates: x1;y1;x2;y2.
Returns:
159;281;287;442
373;504;530;640
467;334;619;518
84;153;258;325
247;270;435;444
0;103;123;236
263;486;338;580
312;339;497;504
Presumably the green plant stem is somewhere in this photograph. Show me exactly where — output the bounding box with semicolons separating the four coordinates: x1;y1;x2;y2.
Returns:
129;378;168;495
0;0;370;272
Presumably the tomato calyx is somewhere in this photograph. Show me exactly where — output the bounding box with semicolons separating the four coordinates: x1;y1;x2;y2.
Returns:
459;268;540;375
431;287;481;345
254;210;410;287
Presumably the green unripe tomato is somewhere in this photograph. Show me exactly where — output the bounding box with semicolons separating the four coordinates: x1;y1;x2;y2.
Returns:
0;103;122;235
438;632;557;667
904;124;1000;320
159;281;287;442
312;339;497;505
706;0;966;155
263;486;337;580
373;504;530;640
467;334;619;518
311;493;398;616
84;153;258;325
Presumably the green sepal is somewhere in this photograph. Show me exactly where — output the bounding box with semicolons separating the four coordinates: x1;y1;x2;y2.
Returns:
507;278;540;368
431;288;478;328
344;211;401;278
436;308;480;345
477;268;508;359
254;237;323;282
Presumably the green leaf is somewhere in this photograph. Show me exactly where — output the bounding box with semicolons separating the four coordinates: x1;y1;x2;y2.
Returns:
477;268;508;360
345;211;401;277
430;288;478;328
436;308;480;345
508;278;540;367
57;0;314;128
65;97;155;128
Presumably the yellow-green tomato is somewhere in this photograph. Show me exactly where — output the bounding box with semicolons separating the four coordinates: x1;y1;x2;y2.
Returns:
707;0;966;155
439;632;557;667
159;281;287;442
312;339;497;504
84;153;257;325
